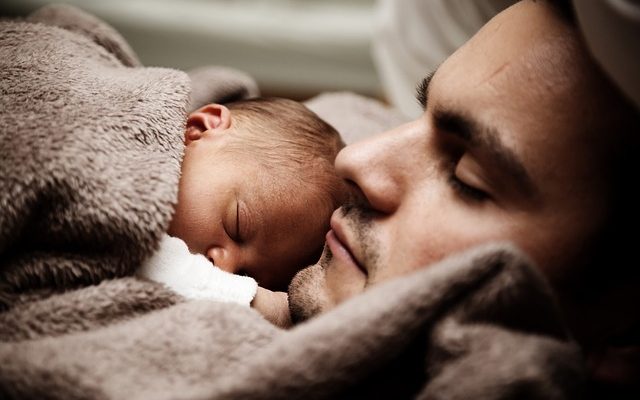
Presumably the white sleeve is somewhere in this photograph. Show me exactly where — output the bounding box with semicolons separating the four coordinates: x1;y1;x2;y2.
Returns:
137;234;258;306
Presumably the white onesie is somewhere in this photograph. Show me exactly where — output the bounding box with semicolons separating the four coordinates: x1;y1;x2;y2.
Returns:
136;234;258;306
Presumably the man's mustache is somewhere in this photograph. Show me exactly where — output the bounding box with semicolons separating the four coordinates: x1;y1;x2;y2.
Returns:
340;185;376;222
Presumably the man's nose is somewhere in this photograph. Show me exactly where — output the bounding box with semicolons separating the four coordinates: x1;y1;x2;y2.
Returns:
206;246;241;274
335;123;417;214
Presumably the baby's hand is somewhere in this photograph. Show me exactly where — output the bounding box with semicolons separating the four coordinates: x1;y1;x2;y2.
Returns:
251;287;292;328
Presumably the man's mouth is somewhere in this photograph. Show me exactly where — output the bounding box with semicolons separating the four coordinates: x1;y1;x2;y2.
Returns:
326;216;367;276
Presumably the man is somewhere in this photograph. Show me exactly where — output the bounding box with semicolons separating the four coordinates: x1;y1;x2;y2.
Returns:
290;0;639;394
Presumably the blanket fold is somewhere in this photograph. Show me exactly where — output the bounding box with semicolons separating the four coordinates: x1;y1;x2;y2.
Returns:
0;7;189;308
0;244;585;399
0;5;585;399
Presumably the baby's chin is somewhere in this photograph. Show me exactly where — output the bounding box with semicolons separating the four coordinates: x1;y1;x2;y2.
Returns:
165;207;188;244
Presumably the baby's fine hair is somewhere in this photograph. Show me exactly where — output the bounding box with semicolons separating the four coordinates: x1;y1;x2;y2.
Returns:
225;97;347;211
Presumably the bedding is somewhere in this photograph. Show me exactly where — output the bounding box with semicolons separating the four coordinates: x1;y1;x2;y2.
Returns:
0;5;585;399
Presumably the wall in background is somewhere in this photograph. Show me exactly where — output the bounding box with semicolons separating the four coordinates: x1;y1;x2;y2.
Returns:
1;0;382;100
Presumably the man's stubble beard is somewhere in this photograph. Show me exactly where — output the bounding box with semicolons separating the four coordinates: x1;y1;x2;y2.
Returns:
288;245;334;323
288;198;380;323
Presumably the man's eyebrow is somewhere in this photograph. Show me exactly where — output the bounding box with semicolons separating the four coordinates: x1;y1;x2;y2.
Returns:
433;107;537;198
415;69;437;110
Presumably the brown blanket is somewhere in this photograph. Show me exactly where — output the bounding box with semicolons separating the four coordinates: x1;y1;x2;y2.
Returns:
0;5;585;399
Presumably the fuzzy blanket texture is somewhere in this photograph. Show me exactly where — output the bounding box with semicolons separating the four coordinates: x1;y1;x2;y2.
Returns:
0;4;585;399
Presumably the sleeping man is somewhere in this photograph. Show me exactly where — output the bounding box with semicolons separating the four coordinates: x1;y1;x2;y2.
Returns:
0;0;637;398
285;0;640;395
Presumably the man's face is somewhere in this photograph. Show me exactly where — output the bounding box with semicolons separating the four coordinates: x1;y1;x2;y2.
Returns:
169;114;330;291
290;1;619;319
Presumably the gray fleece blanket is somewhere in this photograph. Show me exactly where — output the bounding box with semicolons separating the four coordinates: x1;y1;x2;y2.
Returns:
0;5;585;399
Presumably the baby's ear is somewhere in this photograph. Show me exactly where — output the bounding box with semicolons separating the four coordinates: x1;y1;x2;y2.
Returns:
184;104;231;143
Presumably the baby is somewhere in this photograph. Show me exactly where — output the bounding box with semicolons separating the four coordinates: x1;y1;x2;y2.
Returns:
137;97;345;325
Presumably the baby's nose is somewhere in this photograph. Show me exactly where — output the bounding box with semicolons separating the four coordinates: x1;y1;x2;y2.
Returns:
206;246;241;274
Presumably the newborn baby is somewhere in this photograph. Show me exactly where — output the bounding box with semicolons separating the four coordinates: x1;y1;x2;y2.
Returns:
137;97;345;325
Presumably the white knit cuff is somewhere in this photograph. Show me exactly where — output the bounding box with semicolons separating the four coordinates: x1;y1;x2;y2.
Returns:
187;253;258;306
137;235;258;306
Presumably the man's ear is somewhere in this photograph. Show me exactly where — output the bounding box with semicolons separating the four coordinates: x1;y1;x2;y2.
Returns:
184;104;231;144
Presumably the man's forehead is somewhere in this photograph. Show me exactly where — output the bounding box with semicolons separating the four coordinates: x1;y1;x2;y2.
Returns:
444;1;576;86
431;3;592;128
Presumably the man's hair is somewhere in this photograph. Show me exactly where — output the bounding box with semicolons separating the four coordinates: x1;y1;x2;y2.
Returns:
538;0;640;301
545;0;575;23
225;97;346;212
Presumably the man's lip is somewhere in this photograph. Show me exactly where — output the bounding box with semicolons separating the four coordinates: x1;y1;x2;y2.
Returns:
327;216;366;274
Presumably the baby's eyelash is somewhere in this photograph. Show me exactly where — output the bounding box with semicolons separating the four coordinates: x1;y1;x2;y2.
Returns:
235;201;241;242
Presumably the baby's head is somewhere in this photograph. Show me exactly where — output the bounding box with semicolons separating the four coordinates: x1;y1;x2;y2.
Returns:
169;97;346;290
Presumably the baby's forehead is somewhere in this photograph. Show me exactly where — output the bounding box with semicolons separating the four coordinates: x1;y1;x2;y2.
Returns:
253;171;331;213
236;142;341;225
253;188;326;239
257;175;323;210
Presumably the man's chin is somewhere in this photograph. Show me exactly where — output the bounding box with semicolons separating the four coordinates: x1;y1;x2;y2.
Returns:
287;248;333;323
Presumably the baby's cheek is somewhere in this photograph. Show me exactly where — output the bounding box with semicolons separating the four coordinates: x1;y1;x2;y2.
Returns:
166;203;187;238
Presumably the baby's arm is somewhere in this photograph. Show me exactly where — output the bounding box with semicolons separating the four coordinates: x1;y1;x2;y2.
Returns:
137;235;257;306
252;287;292;328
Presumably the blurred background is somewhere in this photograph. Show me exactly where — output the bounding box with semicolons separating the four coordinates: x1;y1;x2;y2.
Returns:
4;1;636;117
0;0;515;117
2;0;516;118
1;0;382;101
0;0;640;117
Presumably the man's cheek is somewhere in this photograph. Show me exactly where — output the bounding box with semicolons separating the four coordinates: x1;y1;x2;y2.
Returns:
288;264;329;322
373;226;449;284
